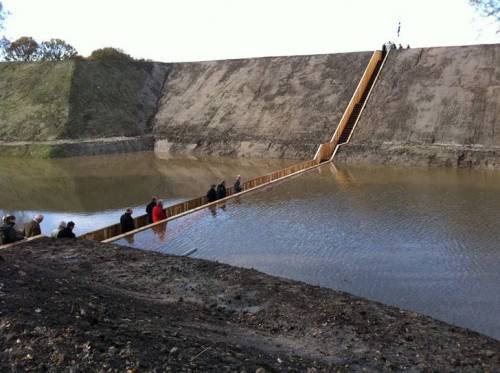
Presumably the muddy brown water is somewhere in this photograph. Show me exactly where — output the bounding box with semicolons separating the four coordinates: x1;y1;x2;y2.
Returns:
114;163;500;340
3;153;500;340
0;152;293;235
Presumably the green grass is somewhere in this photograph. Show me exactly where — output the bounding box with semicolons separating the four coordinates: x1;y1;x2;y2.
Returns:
0;143;55;158
0;61;74;141
0;60;161;143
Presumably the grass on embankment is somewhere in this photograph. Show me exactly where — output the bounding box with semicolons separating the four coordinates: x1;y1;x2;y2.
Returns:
0;60;167;143
0;61;74;141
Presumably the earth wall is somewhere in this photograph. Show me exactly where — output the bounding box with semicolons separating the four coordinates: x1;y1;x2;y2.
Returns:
335;44;500;168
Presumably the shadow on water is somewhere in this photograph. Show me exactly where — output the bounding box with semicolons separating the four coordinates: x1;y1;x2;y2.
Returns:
116;163;500;340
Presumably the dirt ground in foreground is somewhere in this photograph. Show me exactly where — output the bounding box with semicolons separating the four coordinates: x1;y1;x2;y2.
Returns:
0;238;499;372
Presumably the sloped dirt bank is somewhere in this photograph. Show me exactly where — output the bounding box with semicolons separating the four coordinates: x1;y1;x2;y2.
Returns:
0;238;498;371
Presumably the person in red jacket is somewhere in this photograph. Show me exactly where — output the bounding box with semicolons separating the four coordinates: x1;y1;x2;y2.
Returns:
152;200;167;223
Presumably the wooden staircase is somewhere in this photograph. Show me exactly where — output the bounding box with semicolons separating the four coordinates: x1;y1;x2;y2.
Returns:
315;50;387;162
337;56;384;144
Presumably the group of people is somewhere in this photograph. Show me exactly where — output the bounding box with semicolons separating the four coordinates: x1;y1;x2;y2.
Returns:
119;175;244;234
146;198;166;223
0;214;76;245
206;175;242;203
118;197;167;234
382;41;410;52
2;175;246;245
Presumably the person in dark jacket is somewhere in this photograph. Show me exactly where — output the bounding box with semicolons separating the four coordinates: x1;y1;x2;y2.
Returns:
120;208;135;233
57;221;76;238
216;181;226;199
146;196;157;224
23;214;44;238
234;175;242;193
0;215;24;245
206;185;217;202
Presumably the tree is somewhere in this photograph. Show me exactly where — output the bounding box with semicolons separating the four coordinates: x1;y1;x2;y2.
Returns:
3;36;40;61
2;36;79;62
39;38;78;61
0;1;9;60
470;0;500;30
0;1;6;31
0;36;7;54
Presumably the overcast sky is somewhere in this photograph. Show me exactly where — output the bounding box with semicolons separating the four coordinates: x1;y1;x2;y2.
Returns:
2;0;499;62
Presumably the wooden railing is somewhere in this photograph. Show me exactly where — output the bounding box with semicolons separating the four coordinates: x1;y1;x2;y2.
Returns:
0;234;44;250
340;48;391;146
314;50;383;162
80;158;321;242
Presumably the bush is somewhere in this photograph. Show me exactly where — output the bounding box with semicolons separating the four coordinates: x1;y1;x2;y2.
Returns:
39;39;78;61
87;48;133;62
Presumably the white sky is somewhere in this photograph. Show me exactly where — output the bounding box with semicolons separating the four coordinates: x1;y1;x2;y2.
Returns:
2;0;500;62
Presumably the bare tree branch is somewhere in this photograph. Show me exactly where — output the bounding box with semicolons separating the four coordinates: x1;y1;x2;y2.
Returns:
470;0;500;31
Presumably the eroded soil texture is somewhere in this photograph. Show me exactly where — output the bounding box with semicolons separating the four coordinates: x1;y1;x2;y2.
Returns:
0;238;499;372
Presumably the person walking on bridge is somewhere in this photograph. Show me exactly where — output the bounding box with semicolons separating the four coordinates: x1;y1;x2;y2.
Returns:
57;221;76;239
0;215;24;245
217;181;227;200
234;175;243;193
146;196;157;224
152;200;167;223
23;214;44;238
120;208;135;233
51;221;66;238
207;185;217;202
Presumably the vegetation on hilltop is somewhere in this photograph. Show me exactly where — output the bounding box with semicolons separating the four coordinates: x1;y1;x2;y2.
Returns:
0;2;165;144
87;47;134;61
0;57;168;142
1;36;78;62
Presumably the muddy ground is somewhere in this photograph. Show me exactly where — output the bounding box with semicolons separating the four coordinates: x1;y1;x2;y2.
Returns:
0;238;499;372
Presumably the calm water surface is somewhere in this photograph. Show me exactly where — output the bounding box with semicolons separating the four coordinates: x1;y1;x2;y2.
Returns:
0;152;293;234
116;163;500;340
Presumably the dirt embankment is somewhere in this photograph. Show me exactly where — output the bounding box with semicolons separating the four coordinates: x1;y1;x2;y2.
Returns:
336;44;500;168
0;238;498;371
3;44;500;163
65;60;170;139
154;52;372;159
0;60;169;157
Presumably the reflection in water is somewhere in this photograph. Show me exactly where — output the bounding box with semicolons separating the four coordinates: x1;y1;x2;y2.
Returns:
208;205;217;217
116;164;500;340
152;222;167;241
0;152;293;234
123;234;135;245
